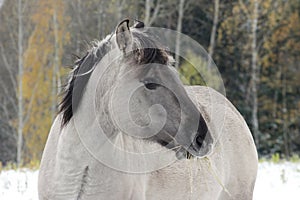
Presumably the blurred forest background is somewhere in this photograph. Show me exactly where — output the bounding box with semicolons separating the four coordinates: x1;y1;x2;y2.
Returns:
0;0;299;167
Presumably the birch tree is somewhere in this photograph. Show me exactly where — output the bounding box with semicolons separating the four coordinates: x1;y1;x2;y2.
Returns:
234;0;260;147
17;0;24;167
51;5;60;122
208;0;219;60
0;0;35;165
250;0;259;148
175;0;185;69
144;0;162;26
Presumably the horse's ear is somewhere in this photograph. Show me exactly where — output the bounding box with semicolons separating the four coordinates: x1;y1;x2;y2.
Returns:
115;19;132;55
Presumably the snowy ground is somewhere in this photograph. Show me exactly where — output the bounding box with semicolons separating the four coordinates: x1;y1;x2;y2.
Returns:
0;169;38;200
254;162;300;200
0;162;299;200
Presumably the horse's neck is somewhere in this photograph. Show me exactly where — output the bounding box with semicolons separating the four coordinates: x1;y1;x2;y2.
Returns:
112;131;162;153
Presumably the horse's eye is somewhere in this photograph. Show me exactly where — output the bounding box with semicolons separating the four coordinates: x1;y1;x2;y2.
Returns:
144;82;159;90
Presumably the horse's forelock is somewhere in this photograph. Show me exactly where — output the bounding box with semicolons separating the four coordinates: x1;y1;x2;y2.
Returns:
131;30;169;65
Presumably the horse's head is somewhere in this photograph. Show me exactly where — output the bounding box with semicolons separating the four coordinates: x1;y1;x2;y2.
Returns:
102;19;211;159
60;19;211;160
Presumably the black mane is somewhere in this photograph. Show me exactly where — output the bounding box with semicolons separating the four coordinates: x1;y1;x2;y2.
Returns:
59;29;170;127
59;40;111;126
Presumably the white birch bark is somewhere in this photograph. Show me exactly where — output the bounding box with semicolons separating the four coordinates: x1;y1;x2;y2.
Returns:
251;0;259;148
282;59;289;156
144;0;151;25
51;6;59;122
175;0;185;69
17;0;24;167
144;0;162;26
208;0;219;60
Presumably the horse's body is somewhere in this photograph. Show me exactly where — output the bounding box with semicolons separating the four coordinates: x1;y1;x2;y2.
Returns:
39;20;258;200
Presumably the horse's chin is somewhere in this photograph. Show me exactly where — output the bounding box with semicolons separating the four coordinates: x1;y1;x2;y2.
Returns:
175;147;194;160
175;141;213;160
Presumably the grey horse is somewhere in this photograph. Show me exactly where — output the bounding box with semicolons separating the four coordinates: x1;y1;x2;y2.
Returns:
38;19;258;200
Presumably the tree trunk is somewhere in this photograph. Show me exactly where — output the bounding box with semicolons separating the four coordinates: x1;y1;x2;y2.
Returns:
251;0;259;148
77;0;81;55
17;0;23;167
51;6;59;122
116;0;124;22
97;1;104;39
144;0;151;26
175;0;185;69
208;0;219;61
144;0;161;26
282;57;289;157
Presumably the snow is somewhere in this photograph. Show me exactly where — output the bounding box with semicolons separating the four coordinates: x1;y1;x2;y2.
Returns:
254;162;300;200
0;162;299;200
0;169;38;200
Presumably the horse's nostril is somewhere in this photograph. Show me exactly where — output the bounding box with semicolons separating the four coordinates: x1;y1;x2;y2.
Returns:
196;134;205;147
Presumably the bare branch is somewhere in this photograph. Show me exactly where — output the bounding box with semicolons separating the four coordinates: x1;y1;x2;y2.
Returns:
0;44;17;93
0;98;11;122
149;0;162;26
183;0;192;11
0;79;17;113
238;0;250;18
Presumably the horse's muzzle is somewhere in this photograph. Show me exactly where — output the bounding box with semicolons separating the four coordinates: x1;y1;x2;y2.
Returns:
187;130;213;158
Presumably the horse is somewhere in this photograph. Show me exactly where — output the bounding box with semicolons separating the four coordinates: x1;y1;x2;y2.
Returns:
38;19;258;200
